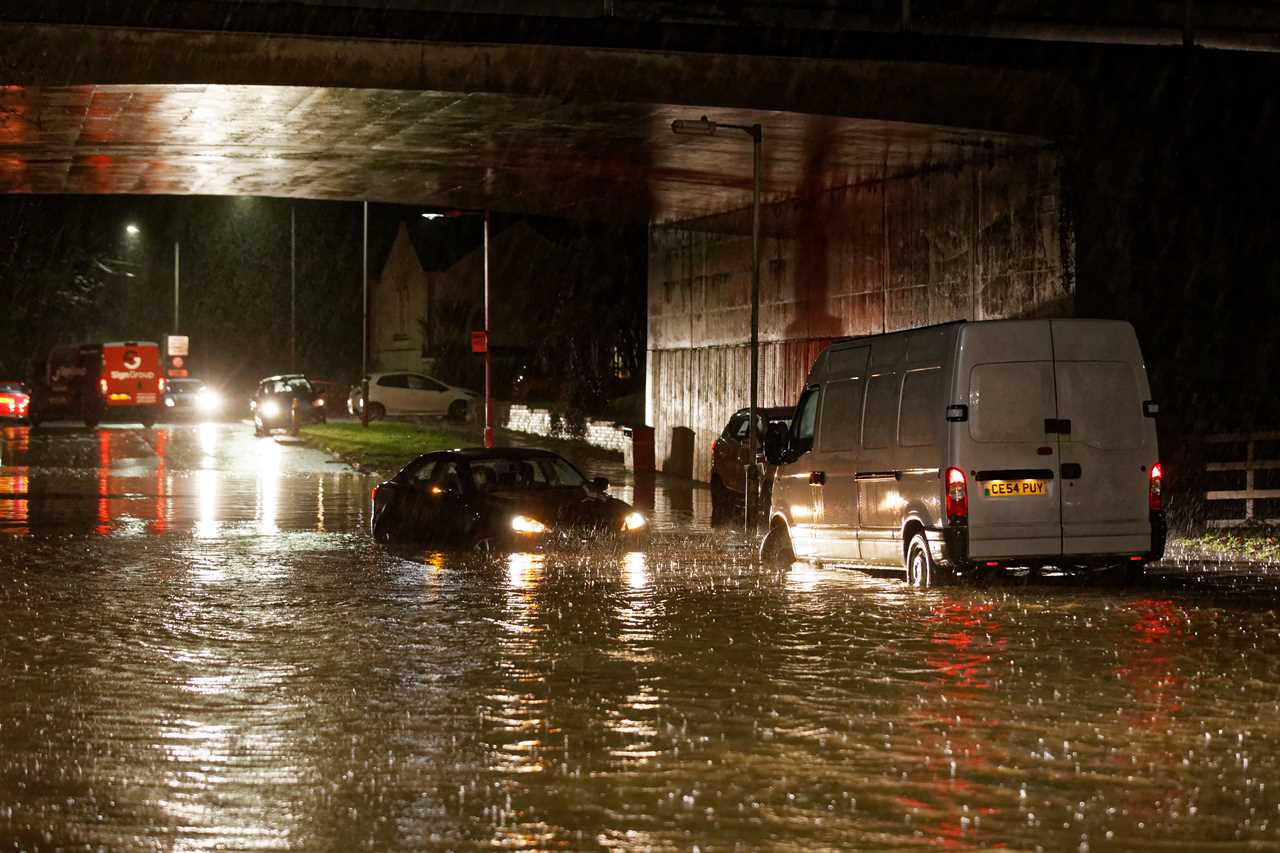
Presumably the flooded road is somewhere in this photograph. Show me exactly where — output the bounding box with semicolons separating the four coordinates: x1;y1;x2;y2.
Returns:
3;423;1280;850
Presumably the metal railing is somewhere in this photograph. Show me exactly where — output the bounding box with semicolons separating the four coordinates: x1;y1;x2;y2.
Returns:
1204;431;1280;528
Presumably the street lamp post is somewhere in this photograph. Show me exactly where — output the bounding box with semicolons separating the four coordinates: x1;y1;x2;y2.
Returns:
423;210;495;448
125;224;181;333
671;115;764;534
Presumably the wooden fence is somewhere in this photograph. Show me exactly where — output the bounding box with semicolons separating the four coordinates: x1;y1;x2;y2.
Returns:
1204;431;1280;527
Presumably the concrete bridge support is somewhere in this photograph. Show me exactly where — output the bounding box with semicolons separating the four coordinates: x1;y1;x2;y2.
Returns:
647;147;1070;482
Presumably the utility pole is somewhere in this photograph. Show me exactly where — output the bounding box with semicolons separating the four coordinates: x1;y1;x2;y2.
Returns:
290;206;296;372
173;241;180;331
483;210;493;448
361;201;370;428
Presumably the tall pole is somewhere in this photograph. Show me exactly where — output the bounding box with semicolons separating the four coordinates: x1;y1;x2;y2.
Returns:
483;210;494;448
290;206;297;372
361;201;370;428
745;125;762;534
173;241;180;331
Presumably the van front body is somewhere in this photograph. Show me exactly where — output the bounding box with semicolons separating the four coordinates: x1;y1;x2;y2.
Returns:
768;319;1164;574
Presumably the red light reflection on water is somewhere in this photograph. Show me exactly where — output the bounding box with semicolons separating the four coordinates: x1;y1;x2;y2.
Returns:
1114;597;1186;723
0;467;30;535
892;599;1010;847
94;429;170;536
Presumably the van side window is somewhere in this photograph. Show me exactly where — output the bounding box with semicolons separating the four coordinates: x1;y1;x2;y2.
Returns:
899;367;942;447
862;373;898;450
790;386;820;456
817;379;864;451
969;362;1055;443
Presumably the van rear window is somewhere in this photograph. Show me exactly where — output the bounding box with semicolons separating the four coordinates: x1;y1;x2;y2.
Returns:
969;362;1055;443
1056;361;1143;450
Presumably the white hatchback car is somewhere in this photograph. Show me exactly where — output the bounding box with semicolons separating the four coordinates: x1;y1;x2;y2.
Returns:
351;372;477;421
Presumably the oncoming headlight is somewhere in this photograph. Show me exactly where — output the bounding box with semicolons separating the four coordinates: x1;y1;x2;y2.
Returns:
511;515;547;535
197;390;222;413
623;512;647;532
260;399;280;419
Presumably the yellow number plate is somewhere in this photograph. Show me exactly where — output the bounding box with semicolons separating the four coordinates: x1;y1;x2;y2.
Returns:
984;480;1047;498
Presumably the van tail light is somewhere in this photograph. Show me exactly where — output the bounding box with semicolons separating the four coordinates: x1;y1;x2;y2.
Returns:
99;378;108;396
158;377;166;393
945;467;968;520
1149;462;1163;512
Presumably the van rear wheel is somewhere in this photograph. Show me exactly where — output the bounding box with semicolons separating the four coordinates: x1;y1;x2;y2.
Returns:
759;522;794;566
905;533;937;589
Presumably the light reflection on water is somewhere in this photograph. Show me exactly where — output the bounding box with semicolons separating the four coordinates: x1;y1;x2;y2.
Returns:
2;425;1280;848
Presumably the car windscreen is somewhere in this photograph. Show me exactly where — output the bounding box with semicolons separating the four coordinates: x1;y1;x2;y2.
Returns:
170;380;203;392
468;456;587;491
270;378;313;395
0;383;25;393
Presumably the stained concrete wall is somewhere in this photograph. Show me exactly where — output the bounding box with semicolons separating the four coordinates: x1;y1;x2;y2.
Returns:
647;147;1071;482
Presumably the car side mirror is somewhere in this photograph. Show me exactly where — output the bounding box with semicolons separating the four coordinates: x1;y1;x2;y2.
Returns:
591;476;609;492
764;422;789;465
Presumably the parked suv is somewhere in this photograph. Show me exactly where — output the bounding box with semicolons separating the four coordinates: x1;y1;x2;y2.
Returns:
710;406;793;524
251;374;326;436
350;372;477;421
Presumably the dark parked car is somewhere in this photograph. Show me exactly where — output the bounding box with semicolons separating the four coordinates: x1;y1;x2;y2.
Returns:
710;406;794;524
370;447;648;550
250;374;326;436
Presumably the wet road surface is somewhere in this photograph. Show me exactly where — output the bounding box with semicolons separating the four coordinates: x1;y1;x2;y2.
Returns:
3;423;1280;850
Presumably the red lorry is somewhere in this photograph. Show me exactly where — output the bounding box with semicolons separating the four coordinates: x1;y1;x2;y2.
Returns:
31;342;164;428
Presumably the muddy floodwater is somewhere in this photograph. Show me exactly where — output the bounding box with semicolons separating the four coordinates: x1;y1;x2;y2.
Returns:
2;423;1280;850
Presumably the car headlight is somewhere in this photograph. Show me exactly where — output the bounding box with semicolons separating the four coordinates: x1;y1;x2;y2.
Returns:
315;398;325;407
164;397;175;407
511;515;548;534
260;399;280;418
623;512;647;532
197;391;221;413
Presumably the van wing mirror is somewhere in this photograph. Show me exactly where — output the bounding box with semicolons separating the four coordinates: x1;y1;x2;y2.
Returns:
763;422;789;465
945;404;968;423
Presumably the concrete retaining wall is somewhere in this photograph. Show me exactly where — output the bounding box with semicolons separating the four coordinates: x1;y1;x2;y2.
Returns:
647;148;1073;482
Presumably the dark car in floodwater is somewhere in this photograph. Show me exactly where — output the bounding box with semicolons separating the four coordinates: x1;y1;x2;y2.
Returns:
371;447;648;550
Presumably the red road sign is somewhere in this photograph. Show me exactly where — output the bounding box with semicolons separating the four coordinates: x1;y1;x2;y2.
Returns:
471;331;488;354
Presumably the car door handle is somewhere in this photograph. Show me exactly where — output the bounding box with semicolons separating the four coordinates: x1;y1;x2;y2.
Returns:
809;471;826;485
1061;463;1082;480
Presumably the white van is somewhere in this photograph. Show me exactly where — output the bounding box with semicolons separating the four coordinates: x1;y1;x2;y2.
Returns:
759;319;1164;586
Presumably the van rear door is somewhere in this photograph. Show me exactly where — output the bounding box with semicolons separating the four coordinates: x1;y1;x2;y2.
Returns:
959;323;1063;559
1051;321;1154;557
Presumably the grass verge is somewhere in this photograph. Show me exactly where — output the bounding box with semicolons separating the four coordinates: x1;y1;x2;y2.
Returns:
1173;530;1280;563
299;419;621;475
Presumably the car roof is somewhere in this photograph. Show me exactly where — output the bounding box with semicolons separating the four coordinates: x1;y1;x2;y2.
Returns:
733;406;793;419
260;374;308;382
420;447;562;461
